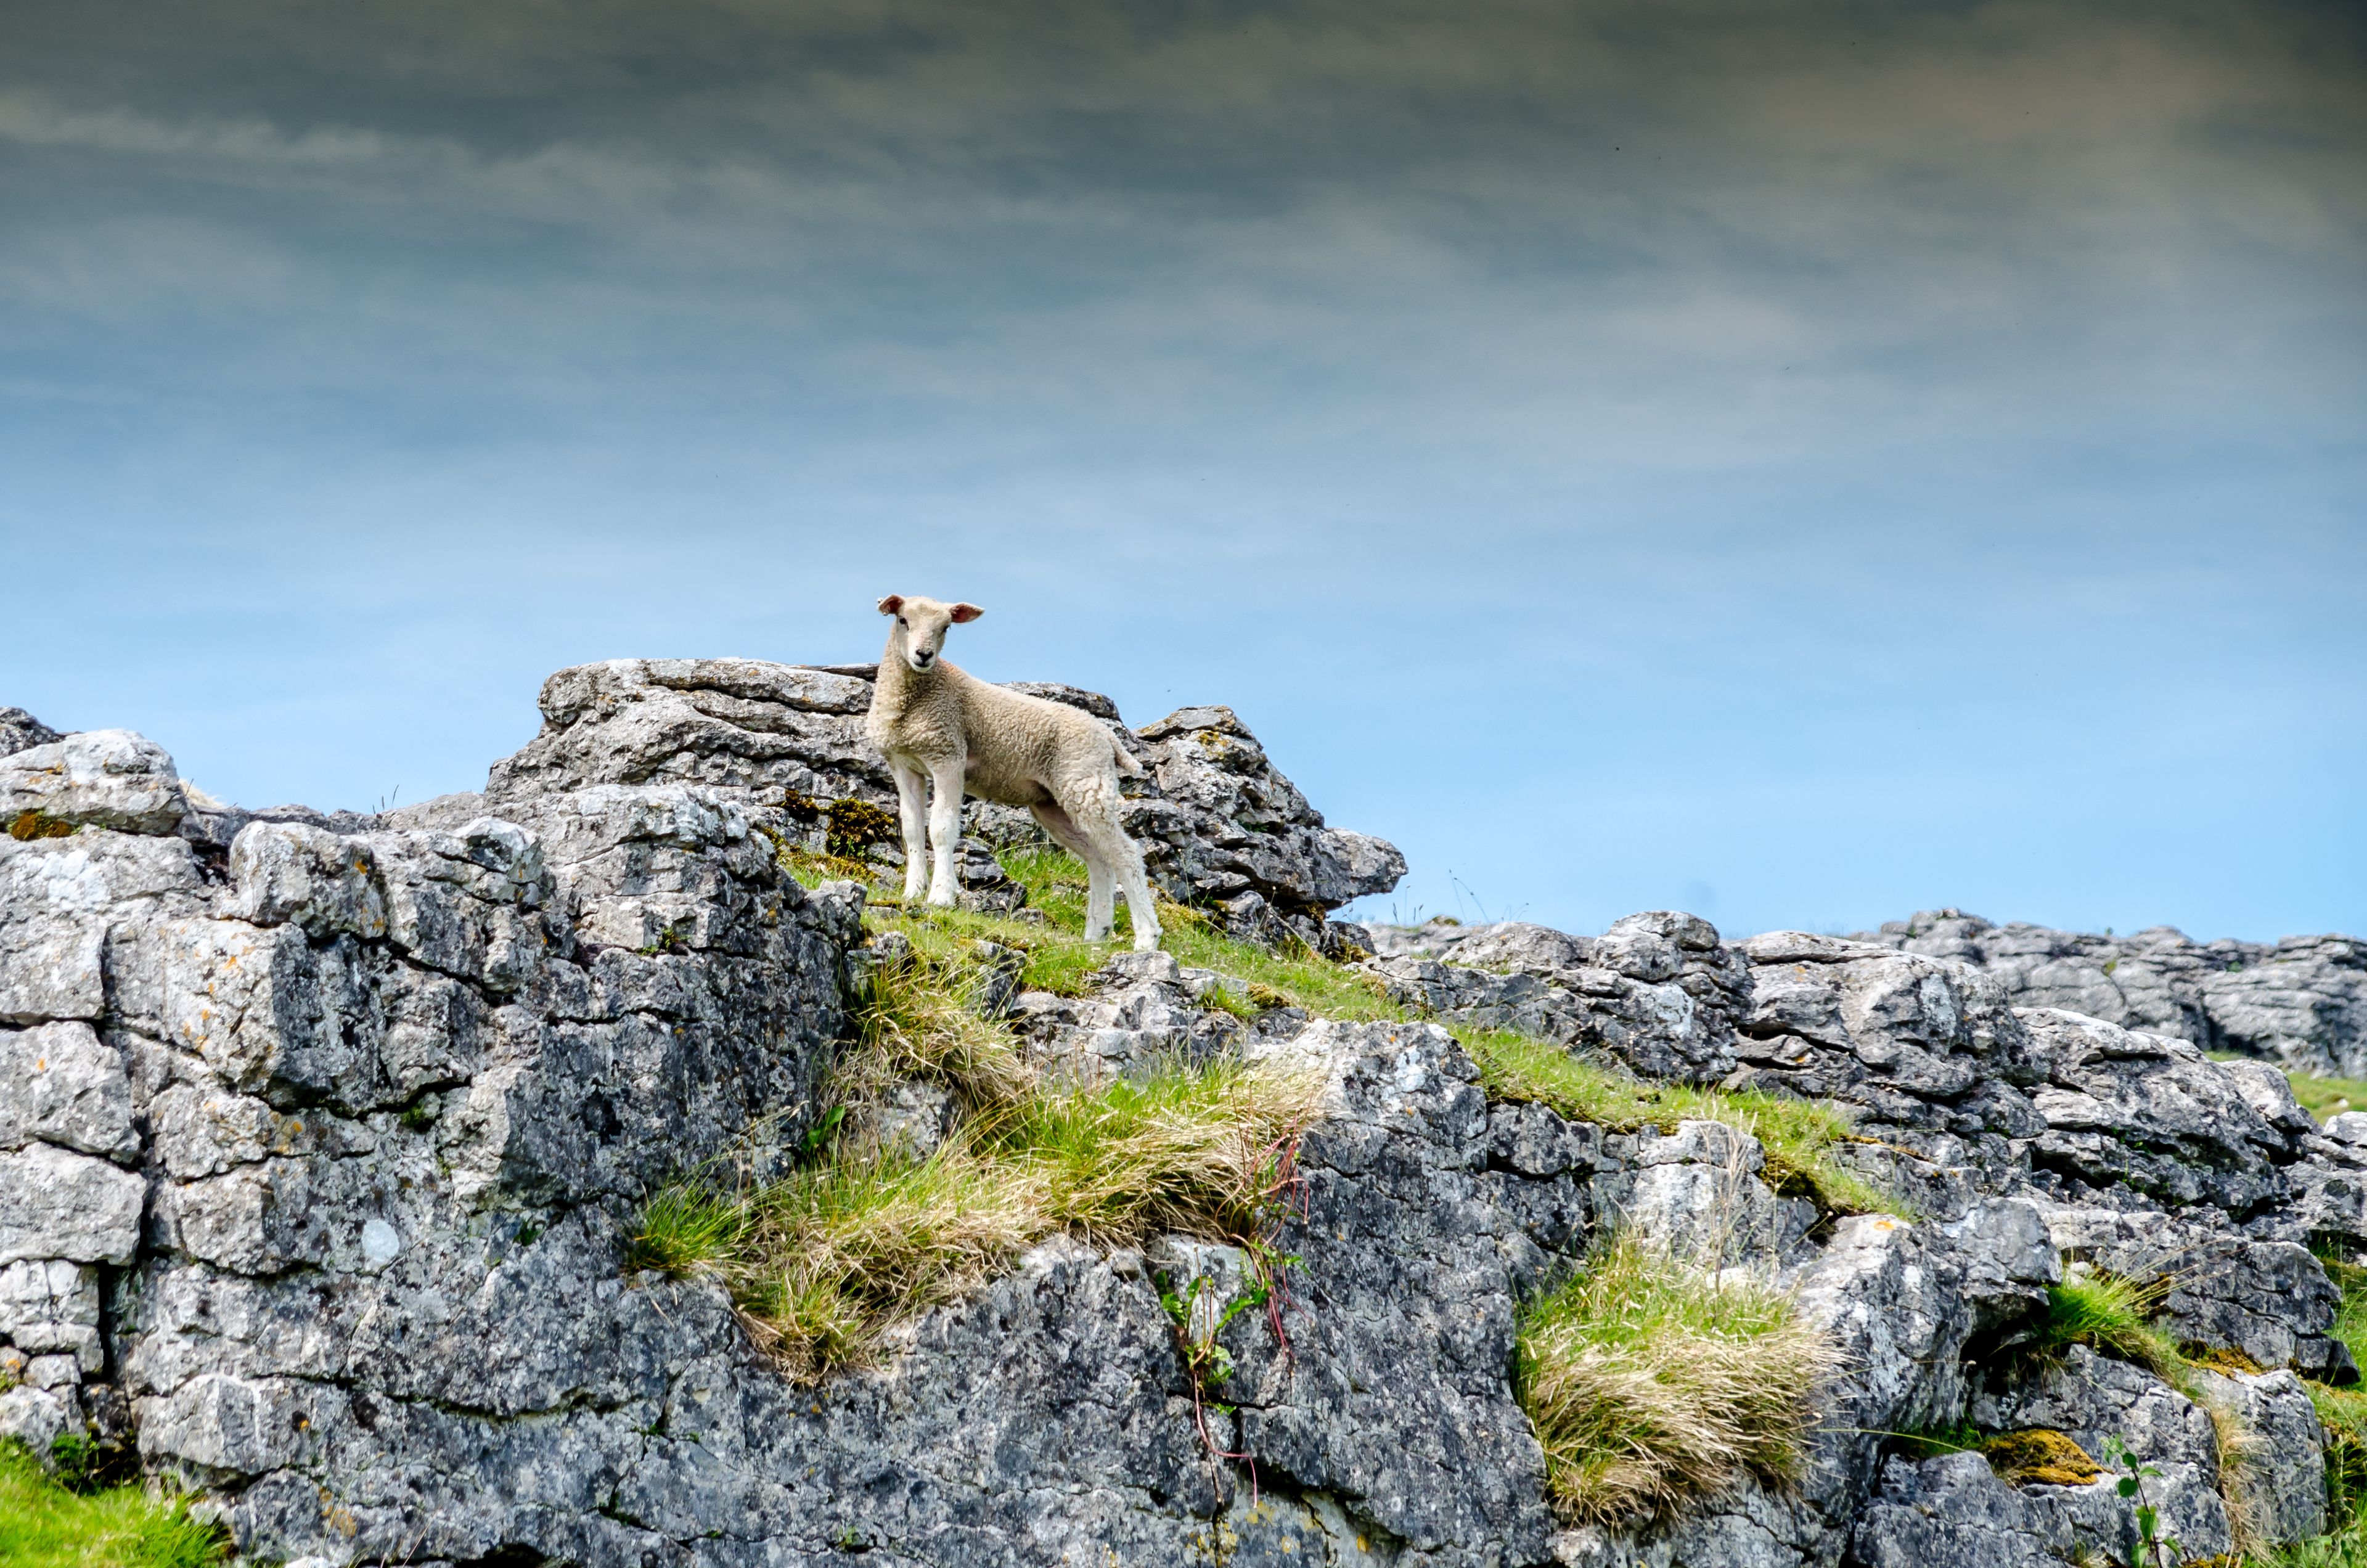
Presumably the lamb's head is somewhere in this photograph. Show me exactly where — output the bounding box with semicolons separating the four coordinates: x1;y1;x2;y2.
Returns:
877;594;983;672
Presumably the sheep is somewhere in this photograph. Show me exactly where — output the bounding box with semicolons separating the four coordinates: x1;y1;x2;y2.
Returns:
864;594;1164;952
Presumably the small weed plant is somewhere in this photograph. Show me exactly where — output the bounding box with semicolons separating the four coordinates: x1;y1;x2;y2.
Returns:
2103;1435;2183;1568
1513;1231;1838;1525
1158;1251;1299;1471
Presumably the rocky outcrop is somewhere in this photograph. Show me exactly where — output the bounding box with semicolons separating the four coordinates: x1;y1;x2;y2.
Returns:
1366;913;1750;1084
1;684;2359;1568
1862;907;2367;1077
476;658;1402;950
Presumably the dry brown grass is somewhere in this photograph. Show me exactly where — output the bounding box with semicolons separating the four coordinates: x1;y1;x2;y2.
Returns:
1516;1231;1840;1525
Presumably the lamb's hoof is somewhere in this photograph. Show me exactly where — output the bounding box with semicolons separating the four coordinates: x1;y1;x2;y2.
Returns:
925;891;959;909
1132;934;1161;953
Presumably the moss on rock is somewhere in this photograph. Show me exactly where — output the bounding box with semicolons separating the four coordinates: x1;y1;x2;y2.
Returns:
1982;1428;2103;1487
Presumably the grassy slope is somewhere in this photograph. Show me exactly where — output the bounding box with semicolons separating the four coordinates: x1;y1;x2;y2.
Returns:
842;846;1902;1219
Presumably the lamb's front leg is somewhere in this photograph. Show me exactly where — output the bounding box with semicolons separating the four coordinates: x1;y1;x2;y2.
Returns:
890;760;930;902
925;756;967;907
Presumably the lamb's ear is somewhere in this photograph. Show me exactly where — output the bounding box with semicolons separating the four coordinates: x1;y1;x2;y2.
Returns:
949;603;984;623
877;595;904;615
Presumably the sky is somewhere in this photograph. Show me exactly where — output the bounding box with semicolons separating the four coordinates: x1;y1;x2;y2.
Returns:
2;0;2362;942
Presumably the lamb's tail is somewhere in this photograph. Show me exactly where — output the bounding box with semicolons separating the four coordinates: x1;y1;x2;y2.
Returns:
1113;733;1145;777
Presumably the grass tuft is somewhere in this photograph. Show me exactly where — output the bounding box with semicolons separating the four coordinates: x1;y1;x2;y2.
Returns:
983;1057;1319;1239
0;1442;224;1568
1514;1231;1838;1525
624;1182;750;1278
730;1145;1049;1373
843;938;1037;1111
2038;1270;2188;1385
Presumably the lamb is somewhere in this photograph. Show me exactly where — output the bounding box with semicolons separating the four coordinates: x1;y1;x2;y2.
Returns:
864;594;1164;952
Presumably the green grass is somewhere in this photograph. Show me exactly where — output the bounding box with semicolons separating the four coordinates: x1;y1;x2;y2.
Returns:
2037;1270;2188;1385
2289;1072;2367;1126
874;846;1407;1018
976;1059;1314;1236
1455;1027;1902;1217
1514;1231;1838;1525
701;838;1903;1382
0;1443;223;1568
2263;1260;2367;1565
624;1181;751;1276
846;935;1038;1109
2267;1525;2367;1567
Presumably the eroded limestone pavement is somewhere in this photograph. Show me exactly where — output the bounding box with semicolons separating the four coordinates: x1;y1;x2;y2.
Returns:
1;667;2364;1567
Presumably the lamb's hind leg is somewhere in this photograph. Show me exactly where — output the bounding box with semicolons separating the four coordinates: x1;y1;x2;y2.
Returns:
1031;800;1113;940
1070;794;1160;953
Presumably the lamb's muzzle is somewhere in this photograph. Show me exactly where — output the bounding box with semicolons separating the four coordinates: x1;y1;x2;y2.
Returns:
864;594;1163;951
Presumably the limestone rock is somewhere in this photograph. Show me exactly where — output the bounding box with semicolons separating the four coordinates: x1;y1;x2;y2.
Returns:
1;729;188;836
1862;909;2367;1077
0;1020;137;1161
0;1142;145;1265
2188;1365;2326;1547
0;707;60;759
228;820;390;939
485;657;884;804
1366;911;1746;1084
0;830;205;1024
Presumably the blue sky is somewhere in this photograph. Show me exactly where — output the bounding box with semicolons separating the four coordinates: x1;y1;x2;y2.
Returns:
3;0;2362;942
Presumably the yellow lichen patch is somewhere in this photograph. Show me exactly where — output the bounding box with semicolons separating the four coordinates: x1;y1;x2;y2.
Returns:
2188;1344;2265;1376
1982;1428;2102;1487
7;809;75;841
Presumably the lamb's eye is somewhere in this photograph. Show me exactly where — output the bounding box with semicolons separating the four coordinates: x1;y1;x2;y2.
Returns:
897;618;907;627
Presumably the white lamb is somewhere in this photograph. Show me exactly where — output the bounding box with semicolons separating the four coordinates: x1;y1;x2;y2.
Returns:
864;594;1164;952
